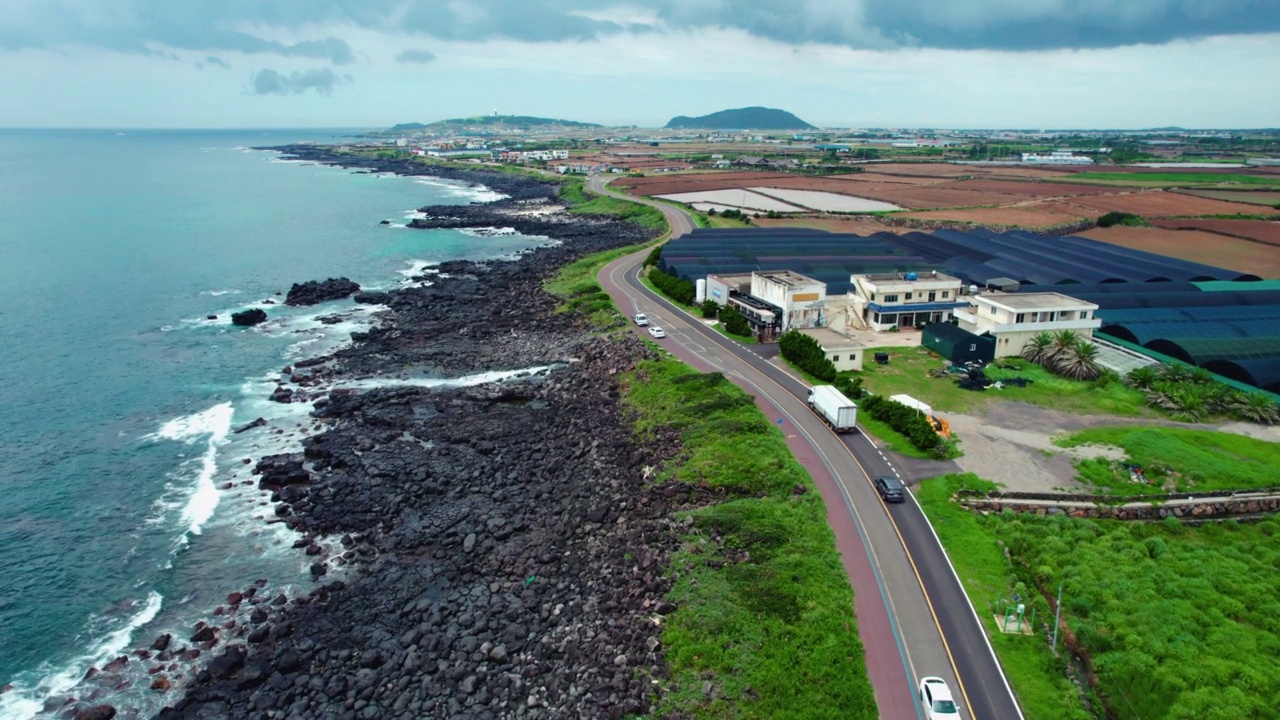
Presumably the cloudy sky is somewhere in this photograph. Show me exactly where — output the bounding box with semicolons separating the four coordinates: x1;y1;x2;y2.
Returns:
2;0;1277;129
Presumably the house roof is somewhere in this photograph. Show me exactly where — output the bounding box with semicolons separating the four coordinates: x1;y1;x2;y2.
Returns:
975;292;1098;311
800;327;864;351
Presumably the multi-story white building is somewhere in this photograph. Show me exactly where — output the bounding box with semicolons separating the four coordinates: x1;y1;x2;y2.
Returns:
848;270;968;331
954;292;1102;357
751;270;826;333
1021;151;1094;165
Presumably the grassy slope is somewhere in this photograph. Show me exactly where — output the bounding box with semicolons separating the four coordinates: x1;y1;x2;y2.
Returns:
1055;426;1280;494
623;362;876;719
546;248;877;719
561;176;667;230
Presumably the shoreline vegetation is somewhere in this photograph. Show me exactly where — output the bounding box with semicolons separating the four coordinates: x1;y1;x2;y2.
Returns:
122;148;880;719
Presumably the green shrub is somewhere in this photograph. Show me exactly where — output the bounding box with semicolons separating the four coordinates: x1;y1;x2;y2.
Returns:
719;305;752;337
1096;211;1149;227
700;299;719;319
650;267;696;305
859;394;942;452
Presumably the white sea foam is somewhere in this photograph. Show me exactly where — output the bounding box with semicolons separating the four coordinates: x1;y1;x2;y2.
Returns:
412;177;507;203
0;592;164;720
460;226;518;237
336;365;554;392
202;289;241;297
150;403;235;536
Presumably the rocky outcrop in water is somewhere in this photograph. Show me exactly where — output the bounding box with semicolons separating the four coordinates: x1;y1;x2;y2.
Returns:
284;278;361;307
231;309;267;327
147;151;674;720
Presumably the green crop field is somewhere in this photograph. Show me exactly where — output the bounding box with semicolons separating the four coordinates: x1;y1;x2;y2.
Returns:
1063;172;1280;189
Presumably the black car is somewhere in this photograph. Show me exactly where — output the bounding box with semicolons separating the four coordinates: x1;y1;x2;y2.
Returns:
874;476;906;503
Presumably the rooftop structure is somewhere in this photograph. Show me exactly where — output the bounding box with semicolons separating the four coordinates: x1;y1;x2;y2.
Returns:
1021;150;1093;165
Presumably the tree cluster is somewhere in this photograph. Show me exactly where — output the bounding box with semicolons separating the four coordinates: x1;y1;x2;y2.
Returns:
859;394;942;453
718;305;752;337
1096;211;1149;228
1020;330;1104;381
778;329;836;382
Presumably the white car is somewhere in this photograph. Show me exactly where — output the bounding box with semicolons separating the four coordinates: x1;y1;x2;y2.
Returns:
647;326;666;339
632;313;649;326
919;676;959;719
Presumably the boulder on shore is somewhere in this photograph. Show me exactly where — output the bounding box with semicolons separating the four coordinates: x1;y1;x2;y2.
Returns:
284;278;361;306
231;308;267;327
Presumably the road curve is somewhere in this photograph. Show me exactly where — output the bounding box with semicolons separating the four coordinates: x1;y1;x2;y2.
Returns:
588;187;1024;719
586;176;695;238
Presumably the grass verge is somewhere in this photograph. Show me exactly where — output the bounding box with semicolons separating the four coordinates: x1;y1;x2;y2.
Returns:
624;362;877;719
1054;425;1280;493
561;176;667;230
915;474;1098;720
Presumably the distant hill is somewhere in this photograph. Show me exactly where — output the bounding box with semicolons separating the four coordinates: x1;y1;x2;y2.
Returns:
665;107;815;130
387;115;601;132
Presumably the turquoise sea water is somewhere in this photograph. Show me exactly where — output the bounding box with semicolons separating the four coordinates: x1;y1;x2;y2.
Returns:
0;129;549;718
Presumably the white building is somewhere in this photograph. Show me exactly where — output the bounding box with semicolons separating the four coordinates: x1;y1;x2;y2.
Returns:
954;292;1102;358
848;271;968;331
798;327;864;371
751;270;826;332
1021;151;1094;165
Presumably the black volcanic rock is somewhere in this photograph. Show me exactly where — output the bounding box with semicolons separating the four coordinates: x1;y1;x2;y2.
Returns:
284;277;360;306
230;308;267;326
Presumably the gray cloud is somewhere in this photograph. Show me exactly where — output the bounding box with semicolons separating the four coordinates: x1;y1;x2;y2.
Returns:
204;55;229;68
396;48;437;64
1;0;1277;56
251;67;346;96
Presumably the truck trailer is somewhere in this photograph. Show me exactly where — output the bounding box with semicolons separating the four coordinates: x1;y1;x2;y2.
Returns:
807;385;858;433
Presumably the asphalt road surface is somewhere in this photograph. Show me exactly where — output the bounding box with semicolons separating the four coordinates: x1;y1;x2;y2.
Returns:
592;181;1024;720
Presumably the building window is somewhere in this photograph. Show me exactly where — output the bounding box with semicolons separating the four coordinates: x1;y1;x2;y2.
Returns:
928;291;936;302
869;293;875;301
1016;313;1025;323
969;344;976;351
942;291;949;298
832;355;840;362
905;292;913;300
883;294;899;303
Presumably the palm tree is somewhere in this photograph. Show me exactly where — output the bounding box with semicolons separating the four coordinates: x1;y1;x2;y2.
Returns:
1187;367;1216;386
1124;365;1162;391
1046;330;1082;369
1057;341;1103;381
1159;363;1195;385
1020;331;1054;366
1232;393;1280;425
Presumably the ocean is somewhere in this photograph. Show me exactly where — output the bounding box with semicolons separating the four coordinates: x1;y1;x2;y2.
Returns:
0;129;551;718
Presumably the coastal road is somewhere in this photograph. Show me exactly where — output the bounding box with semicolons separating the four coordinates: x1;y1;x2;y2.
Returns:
586;176;695;238
590;186;1023;719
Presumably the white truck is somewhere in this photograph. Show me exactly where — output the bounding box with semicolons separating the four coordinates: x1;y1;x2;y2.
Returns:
807;385;858;433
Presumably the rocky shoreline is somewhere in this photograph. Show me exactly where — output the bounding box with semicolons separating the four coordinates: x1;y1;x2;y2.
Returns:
55;154;689;720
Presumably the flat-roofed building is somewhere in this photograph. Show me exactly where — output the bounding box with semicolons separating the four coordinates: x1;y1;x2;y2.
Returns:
798;327;865;371
849;270;967;331
751;270;826;332
955;291;1102;357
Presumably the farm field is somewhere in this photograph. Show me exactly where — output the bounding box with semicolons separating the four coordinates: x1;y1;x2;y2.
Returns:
655;188;805;212
900;206;1089;228
1173;189;1280;206
748;187;902;212
752;216;909;235
1149;218;1280;246
1076;226;1280;278
844;184;1025;208
1058;190;1266;217
1067;171;1280;187
939;179;1116;197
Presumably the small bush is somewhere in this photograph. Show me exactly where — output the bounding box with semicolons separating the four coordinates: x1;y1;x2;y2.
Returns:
778;329;836;382
1097;211;1149;227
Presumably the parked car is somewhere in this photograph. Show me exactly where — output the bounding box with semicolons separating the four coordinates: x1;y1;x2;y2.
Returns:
632;313;649;326
874;475;906;503
647;326;666;339
918;676;959;720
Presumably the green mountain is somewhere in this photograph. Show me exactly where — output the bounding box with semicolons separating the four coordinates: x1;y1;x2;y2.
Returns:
665;107;815;130
388;122;428;132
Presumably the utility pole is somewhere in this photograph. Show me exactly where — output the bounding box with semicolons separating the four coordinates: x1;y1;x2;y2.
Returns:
1051;582;1064;654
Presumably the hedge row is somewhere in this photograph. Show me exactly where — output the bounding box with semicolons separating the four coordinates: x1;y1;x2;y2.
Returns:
779;330;836;382
650;267;696;305
860;394;940;452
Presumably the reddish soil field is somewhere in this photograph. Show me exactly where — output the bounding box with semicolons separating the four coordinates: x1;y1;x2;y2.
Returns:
936;179;1116;197
1060;191;1266;217
899;206;1087;228
617;172;791;195
853;185;1026;208
1149;219;1280;246
1077;227;1280;278
865;163;971;178
1172;189;1280;206
820;172;945;185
